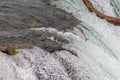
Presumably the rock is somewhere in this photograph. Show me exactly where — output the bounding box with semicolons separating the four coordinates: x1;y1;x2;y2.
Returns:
0;0;79;54
0;0;79;31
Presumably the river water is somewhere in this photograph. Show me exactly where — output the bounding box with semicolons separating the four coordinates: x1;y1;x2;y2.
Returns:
0;0;120;80
54;0;120;80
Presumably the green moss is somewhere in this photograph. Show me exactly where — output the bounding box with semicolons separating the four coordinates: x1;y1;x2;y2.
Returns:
8;49;19;56
0;46;19;56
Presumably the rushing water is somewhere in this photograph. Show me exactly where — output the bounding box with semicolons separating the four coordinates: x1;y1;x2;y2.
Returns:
54;0;120;80
1;0;120;80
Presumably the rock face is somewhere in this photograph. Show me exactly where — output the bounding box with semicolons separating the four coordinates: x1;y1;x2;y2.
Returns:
0;0;79;53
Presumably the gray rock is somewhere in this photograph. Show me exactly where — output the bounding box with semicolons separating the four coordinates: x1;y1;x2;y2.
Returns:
0;0;79;53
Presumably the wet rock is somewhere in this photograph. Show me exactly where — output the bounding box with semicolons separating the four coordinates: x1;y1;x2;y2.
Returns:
0;29;69;53
0;0;79;54
0;0;79;31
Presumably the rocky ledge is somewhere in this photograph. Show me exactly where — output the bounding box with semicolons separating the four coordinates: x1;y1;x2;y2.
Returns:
0;0;79;55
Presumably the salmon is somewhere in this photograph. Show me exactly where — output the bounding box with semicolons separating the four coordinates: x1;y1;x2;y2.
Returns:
83;0;120;26
74;27;89;42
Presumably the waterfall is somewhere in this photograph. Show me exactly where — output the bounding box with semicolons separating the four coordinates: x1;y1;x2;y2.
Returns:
53;0;120;80
0;0;120;80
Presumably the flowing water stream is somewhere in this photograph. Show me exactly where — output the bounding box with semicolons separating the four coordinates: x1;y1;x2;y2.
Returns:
54;0;120;80
0;0;120;80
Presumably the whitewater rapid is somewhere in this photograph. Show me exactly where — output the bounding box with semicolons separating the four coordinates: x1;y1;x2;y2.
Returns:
53;0;120;80
1;0;120;80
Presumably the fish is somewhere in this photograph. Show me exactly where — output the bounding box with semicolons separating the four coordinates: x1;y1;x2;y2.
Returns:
74;27;89;42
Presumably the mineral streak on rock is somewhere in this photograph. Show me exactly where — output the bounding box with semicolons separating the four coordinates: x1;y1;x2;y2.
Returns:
83;0;120;25
0;0;79;55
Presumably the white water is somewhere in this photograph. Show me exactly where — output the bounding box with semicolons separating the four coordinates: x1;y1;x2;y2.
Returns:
54;0;120;80
1;0;120;80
